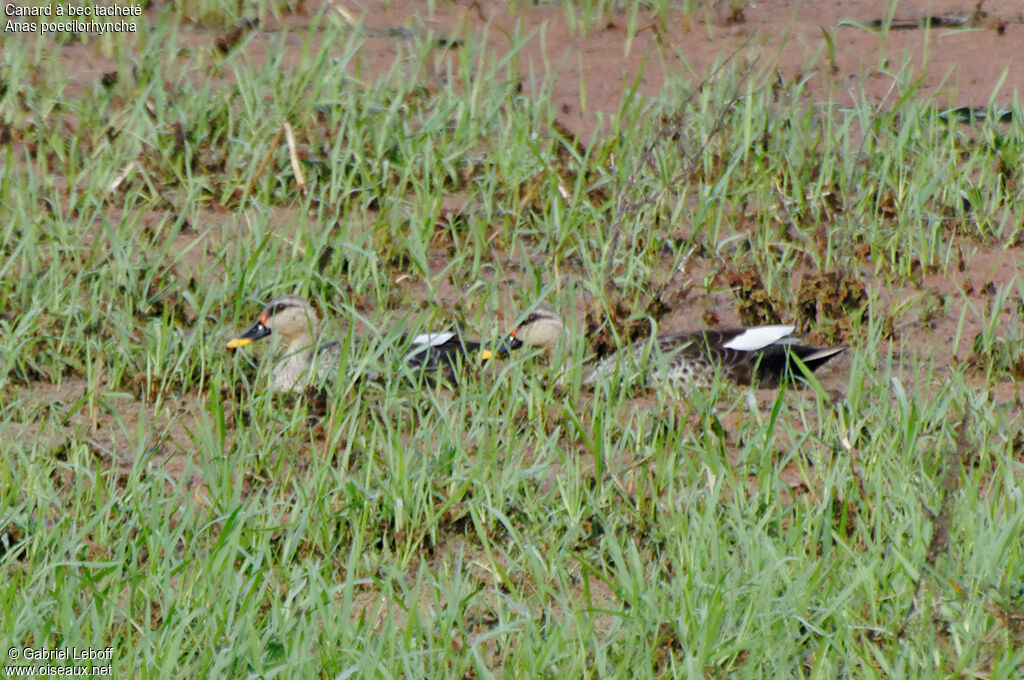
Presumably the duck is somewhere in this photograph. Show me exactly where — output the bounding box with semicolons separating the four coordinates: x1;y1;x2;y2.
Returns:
503;304;846;389
226;294;497;392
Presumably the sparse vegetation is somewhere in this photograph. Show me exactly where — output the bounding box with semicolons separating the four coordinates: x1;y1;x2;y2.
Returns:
1;1;1023;677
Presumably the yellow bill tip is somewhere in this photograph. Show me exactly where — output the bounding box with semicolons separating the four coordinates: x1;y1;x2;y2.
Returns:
226;337;253;350
479;349;494;361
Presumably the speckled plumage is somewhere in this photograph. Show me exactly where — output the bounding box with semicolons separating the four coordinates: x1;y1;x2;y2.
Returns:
507;306;845;389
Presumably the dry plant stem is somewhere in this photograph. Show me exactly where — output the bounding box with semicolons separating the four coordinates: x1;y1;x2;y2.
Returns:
5;3;1024;674
109;159;138;192
242;125;286;203
284;122;307;196
840;432;872;515
328;0;357;24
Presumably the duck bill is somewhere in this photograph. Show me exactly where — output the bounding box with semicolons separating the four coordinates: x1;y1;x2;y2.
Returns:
226;321;271;350
480;334;523;361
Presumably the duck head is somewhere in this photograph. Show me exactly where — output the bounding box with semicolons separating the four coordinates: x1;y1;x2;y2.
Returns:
506;305;564;359
227;295;319;350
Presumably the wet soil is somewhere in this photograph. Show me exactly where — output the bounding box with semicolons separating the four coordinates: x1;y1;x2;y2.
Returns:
8;0;1024;633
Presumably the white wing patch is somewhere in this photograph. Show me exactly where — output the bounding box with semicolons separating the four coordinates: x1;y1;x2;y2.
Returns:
722;325;795;351
801;346;846;362
410;332;456;347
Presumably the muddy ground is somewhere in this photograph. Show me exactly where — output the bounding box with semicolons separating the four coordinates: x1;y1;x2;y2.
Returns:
13;0;1024;497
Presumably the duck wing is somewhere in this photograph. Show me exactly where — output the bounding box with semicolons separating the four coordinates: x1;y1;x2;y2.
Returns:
658;327;845;387
403;332;484;384
582;326;844;388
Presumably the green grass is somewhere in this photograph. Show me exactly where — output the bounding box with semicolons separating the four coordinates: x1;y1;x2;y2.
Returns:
2;1;1024;677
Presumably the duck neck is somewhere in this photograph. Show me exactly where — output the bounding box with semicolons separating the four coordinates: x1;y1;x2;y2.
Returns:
541;336;575;386
273;335;317;392
282;331;317;356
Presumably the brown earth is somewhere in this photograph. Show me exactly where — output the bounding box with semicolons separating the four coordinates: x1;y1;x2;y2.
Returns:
353;0;1024;140
16;0;1024;479
50;1;1024;139
9;0;1024;636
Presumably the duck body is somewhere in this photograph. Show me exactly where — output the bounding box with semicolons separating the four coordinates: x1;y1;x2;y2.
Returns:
507;306;845;389
227;295;492;392
403;332;485;385
583;326;845;388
